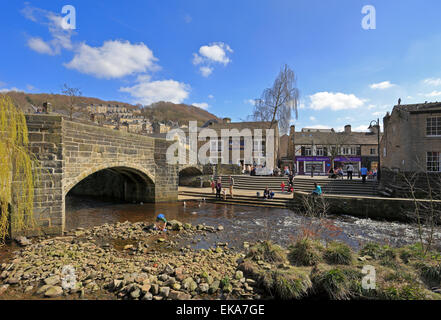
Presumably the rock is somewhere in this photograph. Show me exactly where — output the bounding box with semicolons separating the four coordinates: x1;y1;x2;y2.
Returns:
169;290;191;300
172;283;181;290
24;286;33;293
0;284;9;296
44;286;63;298
157;238;165;243
7;277;20;285
141;292;153;300
123;244;134;250
243;242;250;249
36;285;52;295
183;223;192;230
199;283;209;293
209;280;220;294
141;283;151;294
182;277;197;292
130;289;141;299
223;283;233;293
159;286;170;298
16;236;31;247
168;220;183;231
44;275;60;286
150;284;159;295
217;225;224;231
163;264;174;275
153;295;163;300
246;279;256;286
235;271;244;280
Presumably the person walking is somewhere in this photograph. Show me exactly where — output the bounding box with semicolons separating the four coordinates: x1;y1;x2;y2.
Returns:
346;163;354;180
360;166;368;183
229;175;234;198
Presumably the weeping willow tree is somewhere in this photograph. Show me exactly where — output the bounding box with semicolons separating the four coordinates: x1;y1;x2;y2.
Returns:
0;95;38;243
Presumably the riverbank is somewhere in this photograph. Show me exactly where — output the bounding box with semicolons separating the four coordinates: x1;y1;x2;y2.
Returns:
0;219;440;300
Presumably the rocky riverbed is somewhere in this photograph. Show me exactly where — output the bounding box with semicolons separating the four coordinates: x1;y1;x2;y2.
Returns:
0;220;262;300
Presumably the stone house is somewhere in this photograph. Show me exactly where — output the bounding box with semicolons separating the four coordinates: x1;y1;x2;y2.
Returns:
284;124;380;175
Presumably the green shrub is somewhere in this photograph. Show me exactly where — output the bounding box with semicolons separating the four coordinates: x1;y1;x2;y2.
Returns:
380;284;427;300
324;242;353;265
312;268;351;300
220;276;230;288
420;263;441;283
271;270;312;300
288;239;323;266
247;241;287;263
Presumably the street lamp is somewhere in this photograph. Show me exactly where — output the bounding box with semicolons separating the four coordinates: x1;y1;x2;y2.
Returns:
368;119;381;182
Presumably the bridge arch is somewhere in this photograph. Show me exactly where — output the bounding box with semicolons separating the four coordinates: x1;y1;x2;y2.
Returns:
65;163;155;203
178;165;204;186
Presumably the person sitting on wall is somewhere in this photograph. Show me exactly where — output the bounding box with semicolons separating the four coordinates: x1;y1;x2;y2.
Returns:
311;183;322;196
268;190;275;199
337;167;344;179
328;167;337;179
263;187;270;199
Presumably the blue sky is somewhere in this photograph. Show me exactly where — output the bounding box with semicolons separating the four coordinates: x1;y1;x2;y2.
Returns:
1;1;441;132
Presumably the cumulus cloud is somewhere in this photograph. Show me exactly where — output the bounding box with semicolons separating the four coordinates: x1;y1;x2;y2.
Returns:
199;66;213;77
208;94;214;99
0;87;23;93
193;42;233;76
65;40;158;79
369;81;396;90
309;116;316;121
22;4;74;55
120;79;190;105
192;102;209;110
423;91;441;97
309;92;365;111
423;78;441;86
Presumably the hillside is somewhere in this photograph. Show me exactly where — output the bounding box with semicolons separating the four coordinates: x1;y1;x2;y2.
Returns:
4;91;219;124
141;101;220;125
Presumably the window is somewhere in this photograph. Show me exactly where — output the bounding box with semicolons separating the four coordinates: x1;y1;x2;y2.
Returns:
316;147;324;156
426;117;441;136
305;147;312;156
253;139;262;151
370;148;376;155
427;152;440;172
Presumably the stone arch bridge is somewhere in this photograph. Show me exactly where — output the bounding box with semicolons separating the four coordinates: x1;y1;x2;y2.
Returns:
21;114;202;237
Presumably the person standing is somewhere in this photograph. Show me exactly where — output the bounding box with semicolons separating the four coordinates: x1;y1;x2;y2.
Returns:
360;166;368;183
346;163;354;180
211;179;215;194
229;175;234;198
216;179;222;199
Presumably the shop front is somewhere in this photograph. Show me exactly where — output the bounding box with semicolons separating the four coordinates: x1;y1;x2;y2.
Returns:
332;156;362;173
295;156;331;175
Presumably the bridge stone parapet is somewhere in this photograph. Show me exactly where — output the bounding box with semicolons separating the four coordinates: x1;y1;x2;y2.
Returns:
18;114;178;237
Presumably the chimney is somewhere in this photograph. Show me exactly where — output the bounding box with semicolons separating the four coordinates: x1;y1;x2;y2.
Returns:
223;117;231;124
344;124;351;133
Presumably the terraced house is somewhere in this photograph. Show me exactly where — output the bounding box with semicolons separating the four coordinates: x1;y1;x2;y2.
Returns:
381;101;441;173
281;124;380;175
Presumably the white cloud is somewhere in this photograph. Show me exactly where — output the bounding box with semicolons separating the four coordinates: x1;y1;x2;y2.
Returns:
423;78;441;86
0;87;22;93
372;111;385;116
199;66;213;77
192;42;233;76
309;116;316;121
208;94;214;99
65;40;158;79
26;84;35;91
244;99;255;105
192;102;209;110
120;79;190;105
309;92;365;111
426;91;441;97
23;4;74;55
369;81;396;90
27;37;56;55
352;125;370;132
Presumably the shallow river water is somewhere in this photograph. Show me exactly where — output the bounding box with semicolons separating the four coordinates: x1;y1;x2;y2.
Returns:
63;195;441;251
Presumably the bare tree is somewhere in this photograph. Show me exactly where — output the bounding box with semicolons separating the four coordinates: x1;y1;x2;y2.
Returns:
250;64;299;135
61;84;82;121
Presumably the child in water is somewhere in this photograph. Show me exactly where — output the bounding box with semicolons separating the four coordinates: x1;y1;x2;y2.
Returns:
154;214;167;231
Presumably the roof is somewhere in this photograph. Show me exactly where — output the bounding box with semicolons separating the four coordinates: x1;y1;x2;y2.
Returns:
392;102;441;114
205;121;276;130
294;130;380;145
